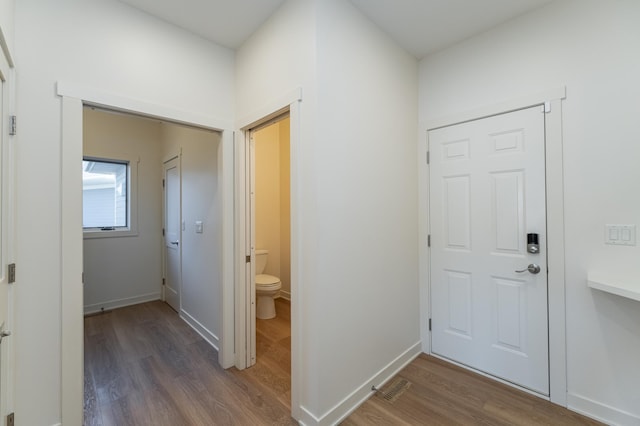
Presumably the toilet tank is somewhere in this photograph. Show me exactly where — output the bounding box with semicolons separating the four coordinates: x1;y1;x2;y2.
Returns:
255;249;268;274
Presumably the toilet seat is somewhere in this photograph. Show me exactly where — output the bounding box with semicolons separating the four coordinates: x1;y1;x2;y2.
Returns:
256;274;281;291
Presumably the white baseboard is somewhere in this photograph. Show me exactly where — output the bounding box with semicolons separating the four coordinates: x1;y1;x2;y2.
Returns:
83;292;161;315
180;309;220;351
568;393;640;426
298;341;422;425
278;290;291;301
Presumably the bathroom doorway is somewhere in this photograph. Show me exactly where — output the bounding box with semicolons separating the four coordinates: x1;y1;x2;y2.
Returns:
248;113;291;367
235;112;293;409
234;89;302;418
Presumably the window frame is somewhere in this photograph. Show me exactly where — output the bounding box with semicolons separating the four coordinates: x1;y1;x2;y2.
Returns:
82;155;139;239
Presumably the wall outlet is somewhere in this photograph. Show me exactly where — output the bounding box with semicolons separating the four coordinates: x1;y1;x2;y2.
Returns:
605;224;636;246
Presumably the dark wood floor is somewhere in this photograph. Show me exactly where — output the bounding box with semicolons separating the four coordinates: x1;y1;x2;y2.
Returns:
85;299;600;426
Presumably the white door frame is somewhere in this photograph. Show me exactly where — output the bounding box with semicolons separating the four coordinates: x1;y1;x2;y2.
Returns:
0;42;15;423
234;88;302;419
419;86;567;406
57;82;236;424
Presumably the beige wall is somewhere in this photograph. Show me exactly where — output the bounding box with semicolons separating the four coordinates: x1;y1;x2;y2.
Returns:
254;117;291;297
83;108;163;312
160;123;223;345
279;118;291;298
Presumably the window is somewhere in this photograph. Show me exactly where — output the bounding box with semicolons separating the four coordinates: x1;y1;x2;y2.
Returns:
83;157;137;237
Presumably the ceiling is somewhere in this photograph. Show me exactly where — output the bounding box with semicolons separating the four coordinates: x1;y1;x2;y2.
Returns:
118;0;554;58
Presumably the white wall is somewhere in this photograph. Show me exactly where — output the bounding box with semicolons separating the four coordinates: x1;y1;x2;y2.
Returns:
83;108;163;313
161;123;223;347
238;0;419;423
312;0;419;421
0;0;15;60
419;1;640;424
14;0;234;423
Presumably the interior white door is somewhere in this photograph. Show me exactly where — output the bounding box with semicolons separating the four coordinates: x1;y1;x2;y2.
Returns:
429;106;549;395
164;157;181;312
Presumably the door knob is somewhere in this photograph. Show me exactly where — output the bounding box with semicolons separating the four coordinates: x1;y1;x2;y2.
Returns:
170;241;179;246
515;264;541;274
0;330;10;343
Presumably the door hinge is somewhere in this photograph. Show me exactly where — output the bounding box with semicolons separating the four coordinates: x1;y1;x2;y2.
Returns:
8;263;15;284
428;318;432;331
162;228;165;236
426;150;430;164
7;412;14;426
245;255;251;263
162;278;165;286
82;272;84;283
162;179;165;188
9;116;16;136
543;102;551;113
427;235;431;247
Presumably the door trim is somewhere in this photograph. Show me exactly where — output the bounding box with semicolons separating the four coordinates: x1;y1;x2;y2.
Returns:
419;86;567;406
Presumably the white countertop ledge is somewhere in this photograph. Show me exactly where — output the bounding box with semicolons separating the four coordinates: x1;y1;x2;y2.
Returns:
587;272;640;302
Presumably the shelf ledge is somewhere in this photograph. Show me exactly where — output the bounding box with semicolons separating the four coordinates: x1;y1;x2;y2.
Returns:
587;273;640;302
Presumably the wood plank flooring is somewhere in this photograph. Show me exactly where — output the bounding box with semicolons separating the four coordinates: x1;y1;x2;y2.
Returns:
84;299;294;425
344;355;601;426
85;299;600;425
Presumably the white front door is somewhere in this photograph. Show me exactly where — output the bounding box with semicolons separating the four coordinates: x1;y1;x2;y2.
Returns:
164;157;181;312
429;106;549;395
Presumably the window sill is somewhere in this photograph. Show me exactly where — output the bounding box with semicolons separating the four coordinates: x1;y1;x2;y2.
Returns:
83;228;138;239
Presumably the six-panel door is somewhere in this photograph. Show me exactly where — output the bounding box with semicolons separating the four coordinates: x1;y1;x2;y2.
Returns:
429;106;549;395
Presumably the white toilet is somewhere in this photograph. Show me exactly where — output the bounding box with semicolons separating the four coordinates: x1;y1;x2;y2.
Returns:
255;249;282;319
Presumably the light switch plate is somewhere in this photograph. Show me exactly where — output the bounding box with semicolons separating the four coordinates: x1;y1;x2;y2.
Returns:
605;224;636;246
195;221;203;234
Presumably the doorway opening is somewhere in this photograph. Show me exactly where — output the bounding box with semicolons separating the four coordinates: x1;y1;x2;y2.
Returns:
59;86;236;423
81;107;222;320
81;106;227;422
235;91;302;419
249;114;292;407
